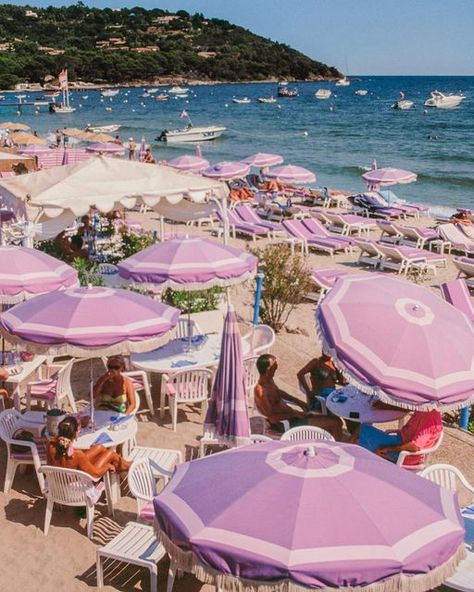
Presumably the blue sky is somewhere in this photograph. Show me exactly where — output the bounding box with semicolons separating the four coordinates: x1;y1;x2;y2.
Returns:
5;0;474;75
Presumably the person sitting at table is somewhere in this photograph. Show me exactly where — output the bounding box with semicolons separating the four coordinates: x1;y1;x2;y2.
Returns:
93;356;136;414
0;366;12;408
358;408;443;465
297;354;344;410
254;354;343;440
47;416;131;479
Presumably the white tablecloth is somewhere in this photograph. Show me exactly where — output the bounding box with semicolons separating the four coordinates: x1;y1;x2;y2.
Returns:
326;387;406;424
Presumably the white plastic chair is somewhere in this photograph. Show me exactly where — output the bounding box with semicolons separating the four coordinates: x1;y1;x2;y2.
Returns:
26;359;77;413
125;444;182;484
160;368;213;431
38;465;114;539
127;458;173;522
176;317;203;339
243;324;276;355
243;356;259;402
249;434;272;444
281;425;335;442
0;409;46;493
395;430;444;471
123;371;153;415
420;464;474;592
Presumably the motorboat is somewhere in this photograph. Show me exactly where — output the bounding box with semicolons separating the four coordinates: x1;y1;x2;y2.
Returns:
155;94;169;102
156;124;226;143
86;124;121;133
424;90;465;109
257;97;277;104
101;89;120;97
355;89;368;96
335;77;350;86
147;88;159;94
81;95;89;99
315;89;332;100
174;93;189;99
277;86;298;97
392;99;414;110
50;104;76;113
232;97;251;104
168;86;189;94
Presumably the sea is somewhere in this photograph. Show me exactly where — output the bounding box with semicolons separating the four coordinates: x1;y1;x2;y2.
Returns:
4;75;474;214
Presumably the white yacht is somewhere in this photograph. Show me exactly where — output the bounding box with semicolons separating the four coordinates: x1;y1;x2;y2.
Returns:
156;124;226;143
315;89;332;100
355;89;368;96
101;89;120;97
424;90;465;109
86;124;121;133
392;99;414;110
169;86;189;94
257;97;277;104
335;77;350;87
232;97;251;104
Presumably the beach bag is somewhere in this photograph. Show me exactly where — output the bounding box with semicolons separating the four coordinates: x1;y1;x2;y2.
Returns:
11;429;35;453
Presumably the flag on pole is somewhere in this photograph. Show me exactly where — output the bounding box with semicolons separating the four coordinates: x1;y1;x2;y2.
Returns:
58;69;68;90
180;109;188;118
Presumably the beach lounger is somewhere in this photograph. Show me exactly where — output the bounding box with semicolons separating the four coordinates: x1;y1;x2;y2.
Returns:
438;223;474;256
217;209;270;241
376;220;403;243
309;268;349;304
353;238;385;268
377;243;446;276
349;194;407;219
282;219;351;257
322;212;376;236
379;190;430;217
458;223;474;241
440;279;474;322
454;257;474;288
396;224;439;249
234;204;284;235
301;217;354;248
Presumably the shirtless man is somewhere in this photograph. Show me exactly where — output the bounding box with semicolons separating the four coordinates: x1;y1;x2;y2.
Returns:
254;354;343;440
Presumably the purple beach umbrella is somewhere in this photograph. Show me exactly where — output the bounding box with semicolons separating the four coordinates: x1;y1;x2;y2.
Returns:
316;274;474;411
265;164;316;184
202;161;250;180
155;440;465;592
203;305;250;446
17;145;54;155
167;154;210;173
242;152;284;168
362;166;417;189
85;142;125;154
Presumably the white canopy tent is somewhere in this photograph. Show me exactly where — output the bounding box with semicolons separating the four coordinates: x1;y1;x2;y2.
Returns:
0;155;228;226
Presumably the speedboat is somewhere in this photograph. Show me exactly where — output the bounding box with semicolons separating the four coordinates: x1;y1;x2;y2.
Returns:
232;97;251;104
51;104;76;113
101;89;120;97
315;89;332;100
335;77;350;87
174;93;189;99
392;99;414;110
424;90;465;109
86;124;121;133
169;86;189;94
155;94;169;101
156;124;226;143
258;97;277;104
355;89;368;96
147;88;159;94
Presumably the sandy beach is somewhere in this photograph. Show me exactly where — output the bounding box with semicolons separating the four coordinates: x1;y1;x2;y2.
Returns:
0;207;472;592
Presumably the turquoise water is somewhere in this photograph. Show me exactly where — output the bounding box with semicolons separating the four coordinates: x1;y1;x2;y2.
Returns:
5;76;474;212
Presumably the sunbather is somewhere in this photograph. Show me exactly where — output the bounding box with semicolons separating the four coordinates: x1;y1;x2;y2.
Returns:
297;354;343;409
93;356;136;414
47;416;131;479
254;354;343;440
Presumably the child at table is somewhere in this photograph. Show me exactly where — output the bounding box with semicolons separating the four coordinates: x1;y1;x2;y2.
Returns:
47;416;131;479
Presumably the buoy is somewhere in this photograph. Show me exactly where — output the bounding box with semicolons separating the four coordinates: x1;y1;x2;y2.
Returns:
329;106;334;111
225;103;229;108
303;131;308;136
79;104;82;108
132;108;136;112
277;104;282;110
16;110;21;116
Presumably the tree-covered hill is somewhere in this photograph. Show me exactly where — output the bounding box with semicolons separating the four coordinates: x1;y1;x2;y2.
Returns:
0;3;340;88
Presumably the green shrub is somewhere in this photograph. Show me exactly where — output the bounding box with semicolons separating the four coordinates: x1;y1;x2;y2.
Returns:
163;287;223;313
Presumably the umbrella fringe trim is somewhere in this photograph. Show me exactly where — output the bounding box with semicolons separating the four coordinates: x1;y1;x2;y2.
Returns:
317;324;474;413
158;531;466;592
0;281;80;305
201;426;251;449
121;270;256;293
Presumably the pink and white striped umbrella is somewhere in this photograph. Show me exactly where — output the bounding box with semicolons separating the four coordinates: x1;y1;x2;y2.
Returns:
167;154;210;173
242;152;284;168
0;246;78;305
118;236;257;290
362;167;417;188
202;161;250;180
265;164;316;184
317;274;474;410
85;142;125;154
0;286;180;356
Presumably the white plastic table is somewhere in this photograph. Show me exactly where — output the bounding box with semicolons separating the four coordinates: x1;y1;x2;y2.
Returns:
4;356;48;411
131;333;250;375
326;387;406;424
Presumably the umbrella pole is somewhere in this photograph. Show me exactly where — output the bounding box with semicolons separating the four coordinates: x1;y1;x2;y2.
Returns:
187;293;192;349
160;216;165;242
90;359;95;427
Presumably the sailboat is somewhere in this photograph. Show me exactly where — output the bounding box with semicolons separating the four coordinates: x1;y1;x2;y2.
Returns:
52;69;75;113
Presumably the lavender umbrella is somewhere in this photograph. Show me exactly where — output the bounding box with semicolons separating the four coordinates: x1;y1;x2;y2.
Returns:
242;152;284;168
167;154;210;173
203;306;250;446
17;145;54;155
202;161;250;180
0;246;78;305
316;274;474;411
265;164;316;184
85;142;125;154
155;440;465;592
362;167;417;189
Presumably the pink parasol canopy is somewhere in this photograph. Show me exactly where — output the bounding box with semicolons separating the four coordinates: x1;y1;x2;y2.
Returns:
17;145;54;155
202;161;250;180
242;152;284;168
265;164;316;184
167;154;210;173
118;236;257;291
0;246;78;305
155;440;465;592
362;167;417;188
85;142;125;154
0;286;180;356
316;274;474;410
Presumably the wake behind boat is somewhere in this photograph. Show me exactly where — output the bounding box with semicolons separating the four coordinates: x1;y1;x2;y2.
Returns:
424;90;465;109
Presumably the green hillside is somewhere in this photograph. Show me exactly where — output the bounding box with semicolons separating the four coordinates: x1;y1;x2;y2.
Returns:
0;3;340;88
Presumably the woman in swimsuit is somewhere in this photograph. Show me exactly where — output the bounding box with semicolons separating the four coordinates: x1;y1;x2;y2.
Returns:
93;356;136;414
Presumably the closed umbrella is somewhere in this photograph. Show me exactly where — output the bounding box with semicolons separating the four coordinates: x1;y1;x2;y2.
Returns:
316;274;474;410
242;152;284;168
167;155;210;173
202;161;250;181
265;164;316;184
155;440;465;592
203;305;250;446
